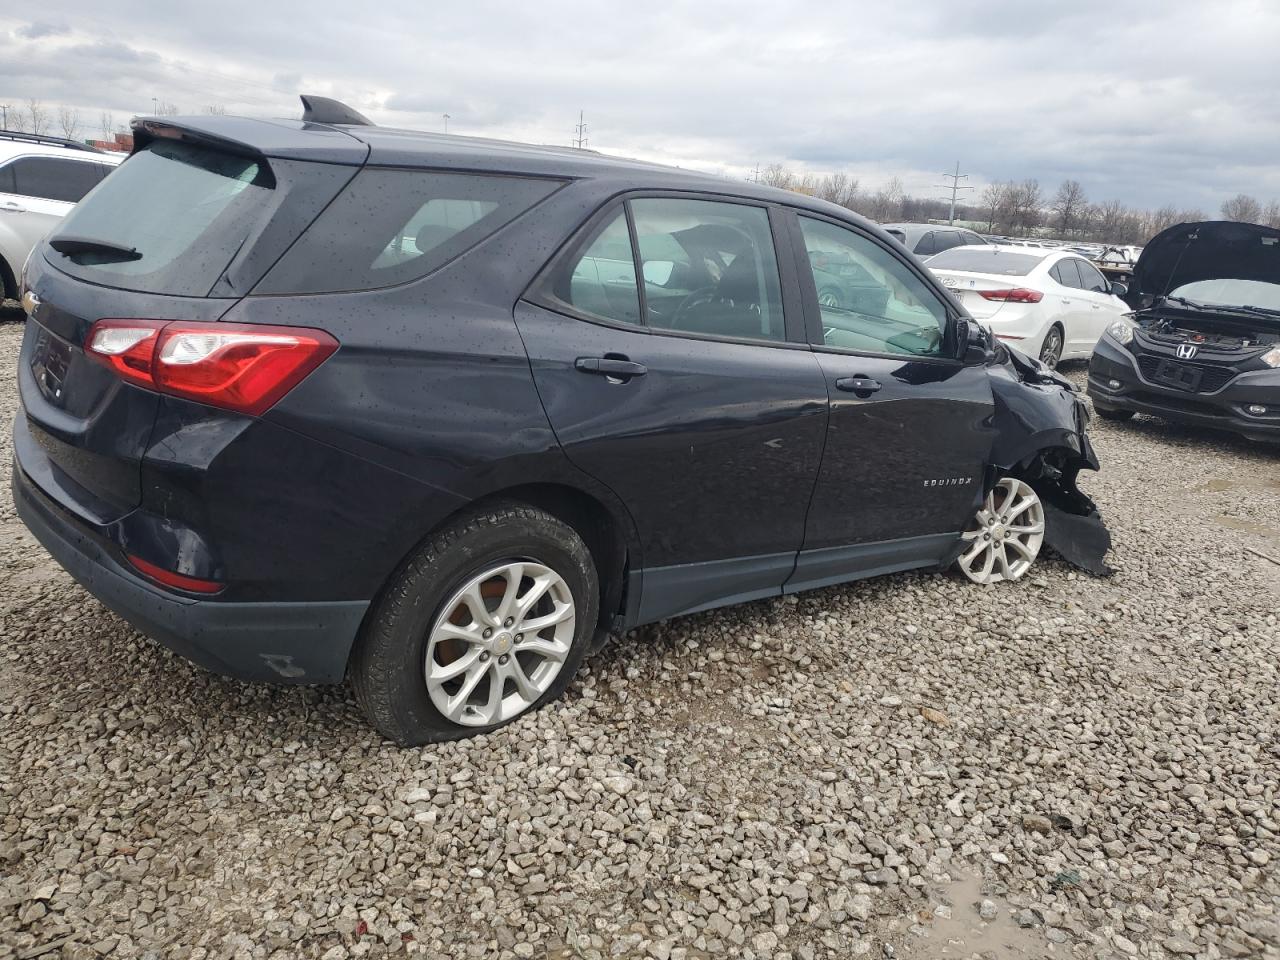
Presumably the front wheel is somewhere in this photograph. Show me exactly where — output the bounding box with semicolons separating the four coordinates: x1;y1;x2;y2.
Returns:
351;504;598;745
955;478;1045;584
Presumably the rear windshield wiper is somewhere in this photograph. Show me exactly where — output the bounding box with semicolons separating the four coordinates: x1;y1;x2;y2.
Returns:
48;235;142;262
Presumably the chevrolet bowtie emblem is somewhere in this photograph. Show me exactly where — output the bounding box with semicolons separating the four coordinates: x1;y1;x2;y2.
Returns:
21;290;40;317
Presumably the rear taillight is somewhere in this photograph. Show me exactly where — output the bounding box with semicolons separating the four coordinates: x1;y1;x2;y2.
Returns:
86;320;338;416
126;553;224;594
977;288;1043;303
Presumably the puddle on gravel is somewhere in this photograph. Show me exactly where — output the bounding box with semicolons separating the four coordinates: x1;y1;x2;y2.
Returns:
895;873;1057;960
1214;514;1280;542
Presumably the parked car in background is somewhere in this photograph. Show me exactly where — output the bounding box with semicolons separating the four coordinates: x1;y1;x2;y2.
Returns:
13;98;1107;744
0;131;122;303
926;245;1130;369
1089;221;1280;442
882;222;987;258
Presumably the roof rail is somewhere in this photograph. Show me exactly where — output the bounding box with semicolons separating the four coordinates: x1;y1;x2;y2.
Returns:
0;129;106;153
299;95;373;126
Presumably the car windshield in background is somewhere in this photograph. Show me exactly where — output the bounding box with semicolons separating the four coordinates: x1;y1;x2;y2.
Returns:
45;140;273;297
927;247;1045;276
1169;278;1280;312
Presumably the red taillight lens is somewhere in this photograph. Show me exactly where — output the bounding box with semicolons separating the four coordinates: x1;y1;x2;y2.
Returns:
126;554;224;594
977;288;1043;303
86;319;165;389
86;320;338;416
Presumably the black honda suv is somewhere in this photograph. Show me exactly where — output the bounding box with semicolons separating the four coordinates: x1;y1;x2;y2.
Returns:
13;97;1107;744
1089;220;1280;442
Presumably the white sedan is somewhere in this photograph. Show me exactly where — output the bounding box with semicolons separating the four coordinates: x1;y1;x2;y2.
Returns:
926;245;1129;368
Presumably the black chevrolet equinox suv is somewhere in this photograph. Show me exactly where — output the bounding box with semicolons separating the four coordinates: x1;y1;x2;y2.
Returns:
13;97;1108;744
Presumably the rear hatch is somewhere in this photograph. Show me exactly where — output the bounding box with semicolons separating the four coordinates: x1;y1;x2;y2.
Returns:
17;122;363;523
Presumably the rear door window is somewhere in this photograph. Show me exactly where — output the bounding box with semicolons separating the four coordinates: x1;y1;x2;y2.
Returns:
8;156;103;203
47;141;275;296
542;210;641;325
631;197;786;342
256;170;561;294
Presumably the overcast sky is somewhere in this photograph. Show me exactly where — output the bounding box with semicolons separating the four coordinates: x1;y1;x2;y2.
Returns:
2;2;1278;213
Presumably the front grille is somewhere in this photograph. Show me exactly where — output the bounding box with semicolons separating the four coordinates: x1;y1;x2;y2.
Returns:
1136;355;1237;393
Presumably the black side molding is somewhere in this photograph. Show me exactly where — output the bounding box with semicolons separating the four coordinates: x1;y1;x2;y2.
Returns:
300;95;374;126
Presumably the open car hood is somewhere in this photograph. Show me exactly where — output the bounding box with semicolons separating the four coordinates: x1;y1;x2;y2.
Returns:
1126;220;1280;308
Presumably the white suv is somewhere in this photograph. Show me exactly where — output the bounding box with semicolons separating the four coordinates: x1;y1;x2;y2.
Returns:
0;132;124;302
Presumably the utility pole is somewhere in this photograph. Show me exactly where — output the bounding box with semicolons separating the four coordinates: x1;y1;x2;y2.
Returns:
573;109;588;149
151;97;159;116
751;162;760;183
934;161;974;224
442;113;450;134
0;104;8;129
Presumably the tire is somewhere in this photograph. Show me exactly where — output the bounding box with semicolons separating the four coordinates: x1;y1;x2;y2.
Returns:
1038;325;1064;369
1094;405;1135;422
818;287;842;309
954;477;1045;584
350;503;599;745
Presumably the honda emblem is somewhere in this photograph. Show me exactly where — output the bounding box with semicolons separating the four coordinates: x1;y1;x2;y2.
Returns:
1176;343;1198;360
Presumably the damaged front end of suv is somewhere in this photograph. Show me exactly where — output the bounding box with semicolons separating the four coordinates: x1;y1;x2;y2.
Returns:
1088;220;1280;442
984;339;1113;576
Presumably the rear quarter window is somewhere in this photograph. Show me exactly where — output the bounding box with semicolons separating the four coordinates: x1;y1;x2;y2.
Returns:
255;169;562;294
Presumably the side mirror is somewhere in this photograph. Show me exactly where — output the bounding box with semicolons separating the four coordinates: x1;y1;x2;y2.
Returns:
958;318;994;364
1110;281;1128;297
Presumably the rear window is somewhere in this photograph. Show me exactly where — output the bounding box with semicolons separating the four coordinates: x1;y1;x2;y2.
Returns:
255;169;560;294
47;141;273;297
927;248;1045;276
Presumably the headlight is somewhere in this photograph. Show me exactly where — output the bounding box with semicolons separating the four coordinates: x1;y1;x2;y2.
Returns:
1262;346;1280;369
1106;319;1134;345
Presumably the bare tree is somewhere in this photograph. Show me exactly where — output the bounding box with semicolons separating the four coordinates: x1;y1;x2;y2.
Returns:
1263;200;1280;229
1007;179;1042;232
57;105;82;140
979;182;1008;233
25;98;49;135
99;111;116;141
1051;179;1087;237
1221;193;1262;223
1143;205;1181;238
760;163;795;191
202;104;227;115
155;101;181;117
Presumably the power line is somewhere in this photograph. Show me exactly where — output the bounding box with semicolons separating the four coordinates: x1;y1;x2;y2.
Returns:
572;109;588;149
934;161;975;224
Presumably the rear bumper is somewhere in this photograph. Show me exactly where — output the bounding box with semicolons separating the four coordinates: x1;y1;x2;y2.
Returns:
13;461;368;683
1088;337;1280;442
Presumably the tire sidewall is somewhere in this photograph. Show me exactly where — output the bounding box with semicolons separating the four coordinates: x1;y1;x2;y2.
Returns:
364;510;597;742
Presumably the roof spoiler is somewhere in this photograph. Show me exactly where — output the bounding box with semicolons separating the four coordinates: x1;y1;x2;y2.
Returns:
299;95;373;126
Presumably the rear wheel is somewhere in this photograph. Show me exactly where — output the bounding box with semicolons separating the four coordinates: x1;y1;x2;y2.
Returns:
955;478;1045;584
1038;325;1064;369
351;504;598;745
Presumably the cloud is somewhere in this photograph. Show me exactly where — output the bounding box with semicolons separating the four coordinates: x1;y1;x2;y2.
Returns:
14;20;69;39
1;1;1277;211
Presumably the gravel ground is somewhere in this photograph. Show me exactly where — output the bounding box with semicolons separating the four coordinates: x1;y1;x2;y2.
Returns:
1;317;1277;960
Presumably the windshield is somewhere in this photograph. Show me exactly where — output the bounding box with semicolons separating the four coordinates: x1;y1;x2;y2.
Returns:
1168;278;1280;312
926;247;1045;276
46;140;274;296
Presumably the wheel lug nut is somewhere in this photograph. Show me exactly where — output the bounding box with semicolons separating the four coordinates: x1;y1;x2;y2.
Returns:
984;533;991;540
515;634;523;643
499;654;509;665
479;652;490;662
482;628;493;639
504;617;514;628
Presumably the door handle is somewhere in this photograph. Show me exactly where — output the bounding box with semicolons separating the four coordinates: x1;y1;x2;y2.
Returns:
1091;303;1102;309
575;356;648;379
1060;298;1071;305
0;202;26;214
835;376;882;396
